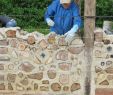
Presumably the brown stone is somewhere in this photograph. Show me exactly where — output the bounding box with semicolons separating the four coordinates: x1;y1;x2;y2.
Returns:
7;73;16;83
42;80;49;84
0;64;4;70
107;75;113;80
20;77;29;86
39;39;48;49
0;75;4;81
34;83;38;90
71;83;81;92
27;87;32;90
51;83;61;91
47;34;56;44
99;80;109;85
59;62;71;71
95;66;102;73
18;43;26;51
56;50;68;61
47;70;56;79
8;83;13;90
68;46;84;54
58;37;67;46
10;39;17;48
105;67;113;74
96;88;113;95
0;56;10;61
6;30;16;38
63;86;69;91
27;36;35;45
28;72;43;80
0;83;5;90
0;47;8;54
40;86;49;91
0;40;9;46
59;74;69;85
103;39;110;45
19;61;35;72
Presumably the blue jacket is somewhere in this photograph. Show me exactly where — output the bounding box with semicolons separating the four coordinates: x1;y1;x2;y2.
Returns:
45;0;82;35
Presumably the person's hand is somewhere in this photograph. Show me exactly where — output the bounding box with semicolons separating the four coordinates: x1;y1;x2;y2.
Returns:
46;18;55;27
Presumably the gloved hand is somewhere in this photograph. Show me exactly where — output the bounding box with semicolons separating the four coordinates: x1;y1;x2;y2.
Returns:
46;18;55;27
64;25;79;44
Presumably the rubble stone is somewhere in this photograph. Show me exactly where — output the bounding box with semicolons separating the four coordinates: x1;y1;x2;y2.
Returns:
0;47;8;54
71;83;81;92
27;36;35;45
51;83;61;91
7;73;16;83
0;40;9;46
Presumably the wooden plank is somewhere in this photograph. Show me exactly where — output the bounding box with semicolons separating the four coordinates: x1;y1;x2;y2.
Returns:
84;0;96;95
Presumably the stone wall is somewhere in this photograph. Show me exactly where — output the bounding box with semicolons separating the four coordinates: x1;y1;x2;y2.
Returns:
0;27;85;95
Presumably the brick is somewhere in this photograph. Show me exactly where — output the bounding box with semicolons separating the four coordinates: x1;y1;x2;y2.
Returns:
71;83;81;92
0;40;9;46
6;30;16;38
51;83;61;92
96;88;113;95
0;47;8;54
27;36;35;45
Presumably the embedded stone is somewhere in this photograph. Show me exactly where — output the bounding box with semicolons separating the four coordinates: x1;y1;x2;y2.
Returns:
63;86;69;91
95;32;103;42
6;30;16;38
8;83;13;90
47;70;56;79
7;73;16;83
59;74;69;85
94;42;103;47
71;83;81;92
107;75;113;80
95;66;102;73
47;34;56;44
59;62;72;71
18;72;24;78
103;39;110;45
0;47;8;54
39;39;48;49
0;40;8;46
107;46;112;52
68;46;84;54
0;83;5;90
0;75;4;81
51;44;59;50
56;50;68;61
99;80;109;85
28;72;43;80
105;67;113;74
19;61;35;72
20;77;29;86
106;61;112;66
27;87;32;90
42;80;49;84
51;83;61;91
95;50;102;58
16;84;24;91
8;64;14;70
58;37;67;46
18;43;26;51
34;83;38;90
40;86;49;91
0;64;4;70
9;39;17;48
27;36;35;45
0;56;10;61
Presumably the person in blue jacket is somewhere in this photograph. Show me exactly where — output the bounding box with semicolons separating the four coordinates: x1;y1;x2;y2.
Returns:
0;15;17;27
45;0;82;44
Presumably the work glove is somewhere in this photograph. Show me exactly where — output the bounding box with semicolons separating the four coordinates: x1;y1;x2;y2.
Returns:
46;18;55;27
64;25;79;44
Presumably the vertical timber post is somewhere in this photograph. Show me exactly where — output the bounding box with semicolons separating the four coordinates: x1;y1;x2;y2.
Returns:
84;0;96;95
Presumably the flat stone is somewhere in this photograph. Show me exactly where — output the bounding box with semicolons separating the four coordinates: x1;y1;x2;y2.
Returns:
0;56;10;61
42;80;49;84
6;30;16;38
39;39;48;49
40;86;49;91
28;72;43;80
58;37;67;46
0;47;8;54
105;67;113;74
0;75;4;81
47;70;56;79
95;50;102;58
9;39;17;48
18;43;26;51
95;32;103;42
0;83;5;90
20;77;29;86
99;80;109;85
0;64;4;70
63;86;69;91
71;83;81;92
59;62;72;71
51;83;61;92
19;61;35;72
59;74;69;85
7;73;16;83
68;46;84;54
107;75;113;80
0;40;9;46
27;36;35;45
34;83;38;90
56;50;68;61
95;66;102;73
47;34;56;44
8;83;13;90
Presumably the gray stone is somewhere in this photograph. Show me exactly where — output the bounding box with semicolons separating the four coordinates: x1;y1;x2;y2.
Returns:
0;56;10;61
0;47;8;54
0;40;9;46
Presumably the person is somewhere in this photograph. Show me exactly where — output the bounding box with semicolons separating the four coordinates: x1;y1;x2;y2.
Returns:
0;15;17;28
45;0;82;44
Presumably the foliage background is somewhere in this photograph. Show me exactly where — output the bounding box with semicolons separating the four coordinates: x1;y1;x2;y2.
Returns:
0;0;113;34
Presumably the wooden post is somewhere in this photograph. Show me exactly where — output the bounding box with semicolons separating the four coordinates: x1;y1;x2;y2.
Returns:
84;0;96;95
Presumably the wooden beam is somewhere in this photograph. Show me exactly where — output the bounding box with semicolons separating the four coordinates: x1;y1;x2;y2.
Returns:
84;0;96;95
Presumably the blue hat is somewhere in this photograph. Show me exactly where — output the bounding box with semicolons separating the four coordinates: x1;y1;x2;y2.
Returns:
6;19;17;27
